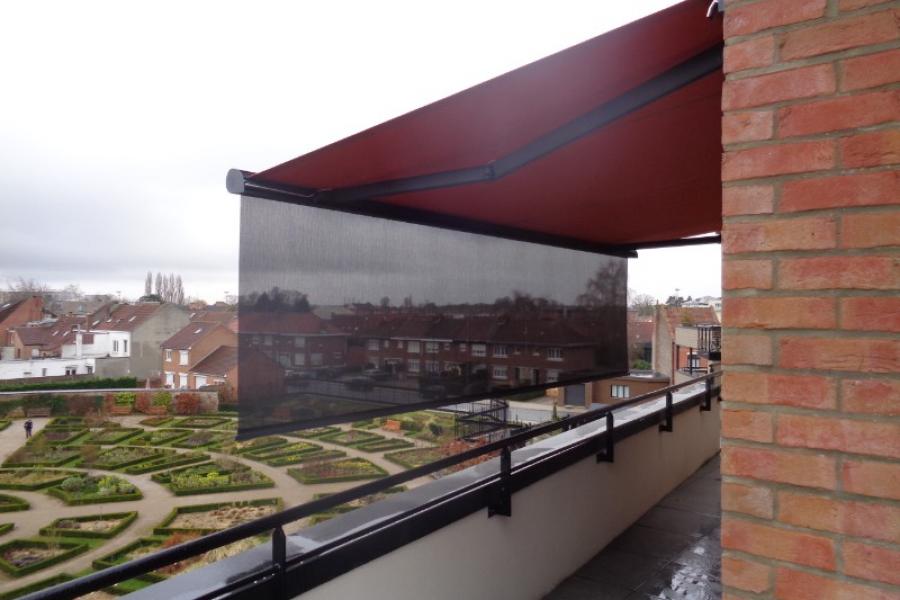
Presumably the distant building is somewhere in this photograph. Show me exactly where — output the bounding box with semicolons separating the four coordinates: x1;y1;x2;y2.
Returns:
90;302;190;379
651;305;720;384
161;321;236;388
0;296;44;348
188;345;284;398
587;370;669;407
241;311;348;372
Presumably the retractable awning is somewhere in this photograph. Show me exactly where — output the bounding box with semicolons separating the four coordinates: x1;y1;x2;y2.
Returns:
228;0;723;255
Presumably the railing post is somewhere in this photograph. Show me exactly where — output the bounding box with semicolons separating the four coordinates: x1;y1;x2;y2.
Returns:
659;391;673;432
488;446;512;517
597;412;615;463
701;378;712;411
272;525;288;599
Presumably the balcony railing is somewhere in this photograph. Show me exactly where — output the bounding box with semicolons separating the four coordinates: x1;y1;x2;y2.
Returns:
23;372;721;600
696;324;721;360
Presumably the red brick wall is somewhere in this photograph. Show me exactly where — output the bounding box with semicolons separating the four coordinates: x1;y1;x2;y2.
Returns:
721;1;899;598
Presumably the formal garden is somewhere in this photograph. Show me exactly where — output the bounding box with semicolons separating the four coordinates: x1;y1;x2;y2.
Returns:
0;391;460;599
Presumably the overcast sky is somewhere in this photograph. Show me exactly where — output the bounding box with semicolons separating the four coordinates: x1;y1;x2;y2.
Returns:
0;0;720;304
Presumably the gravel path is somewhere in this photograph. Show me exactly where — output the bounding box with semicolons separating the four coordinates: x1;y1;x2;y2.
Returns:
0;415;435;593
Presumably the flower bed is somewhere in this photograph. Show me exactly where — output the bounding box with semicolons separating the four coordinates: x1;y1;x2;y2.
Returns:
307;487;405;525
318;429;385;447
121;451;208;475
229;436;288;455
151;460;244;484
0;469;76;490
39;511;137;539
263;449;346;467
131;428;191;446
354;438;415;453
170;416;230;429
170;430;233;449
30;427;87;445
83;446;171;470
0;494;29;512
154;498;283;535
138;416;173;427
244;441;320;461
287;426;339;439
46;474;141;505
288;458;387;484
80;427;143;445
0;539;88;577
92;538;165;582
2;446;81;468
384;447;445;469
167;466;273;496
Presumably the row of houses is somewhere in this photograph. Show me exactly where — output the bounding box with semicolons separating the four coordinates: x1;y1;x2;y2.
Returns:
0;295;720;408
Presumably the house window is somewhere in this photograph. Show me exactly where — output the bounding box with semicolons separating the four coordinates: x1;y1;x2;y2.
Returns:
688;354;701;369
396;340;404;349
546;369;560;383
278;353;291;368
179;350;189;366
310;353;323;366
252;335;261;345
195;375;207;388
178;373;189;388
492;365;508;380
444;362;460;374
611;384;630;399
367;339;380;351
407;341;421;354
459;343;467;353
295;353;306;366
383;339;390;348
294;336;305;348
547;347;563;361
493;345;508;358
112;340;119;352
472;344;486;357
165;349;172;362
407;359;420;373
425;360;440;374
123;340;128;354
425;341;439;354
86;366;93;375
165;371;174;386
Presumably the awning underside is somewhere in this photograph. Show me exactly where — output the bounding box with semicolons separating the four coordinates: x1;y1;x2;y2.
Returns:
233;0;724;252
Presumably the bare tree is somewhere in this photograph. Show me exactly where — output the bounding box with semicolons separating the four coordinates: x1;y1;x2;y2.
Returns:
630;293;656;317
155;272;163;297
167;273;176;302
144;272;152;296
175;275;185;305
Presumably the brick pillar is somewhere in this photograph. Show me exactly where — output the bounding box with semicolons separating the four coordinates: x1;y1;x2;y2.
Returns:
720;1;899;598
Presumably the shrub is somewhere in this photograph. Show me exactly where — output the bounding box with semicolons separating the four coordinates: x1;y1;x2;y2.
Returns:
428;423;443;437
115;392;136;406
152;392;172;408
59;477;84;492
135;393;151;413
174;393;202;415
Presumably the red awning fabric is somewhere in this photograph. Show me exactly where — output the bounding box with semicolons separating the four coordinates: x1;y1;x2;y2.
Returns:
244;0;723;249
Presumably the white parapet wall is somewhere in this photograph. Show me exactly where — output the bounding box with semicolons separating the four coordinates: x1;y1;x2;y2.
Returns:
296;398;720;600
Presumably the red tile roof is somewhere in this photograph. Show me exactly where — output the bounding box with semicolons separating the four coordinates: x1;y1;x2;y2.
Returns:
11;315;89;351
91;303;162;332
161;322;235;351
662;306;719;336
190;345;238;377
239;312;343;336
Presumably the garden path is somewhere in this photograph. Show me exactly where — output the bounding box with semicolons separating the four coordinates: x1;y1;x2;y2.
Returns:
0;416;435;593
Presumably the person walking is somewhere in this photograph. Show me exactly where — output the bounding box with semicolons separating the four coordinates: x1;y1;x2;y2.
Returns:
23;419;33;439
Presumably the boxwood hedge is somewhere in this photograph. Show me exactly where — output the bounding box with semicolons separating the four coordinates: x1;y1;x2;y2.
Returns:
39;511;138;539
0;539;88;577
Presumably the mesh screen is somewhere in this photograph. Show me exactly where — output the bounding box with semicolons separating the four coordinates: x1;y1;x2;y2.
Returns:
237;196;627;438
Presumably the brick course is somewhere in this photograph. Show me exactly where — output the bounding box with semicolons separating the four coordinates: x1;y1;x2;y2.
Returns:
721;2;900;596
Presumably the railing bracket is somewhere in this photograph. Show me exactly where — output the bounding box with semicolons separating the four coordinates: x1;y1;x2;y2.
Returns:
659;391;674;432
596;412;615;463
272;526;288;600
701;379;712;412
488;447;512;517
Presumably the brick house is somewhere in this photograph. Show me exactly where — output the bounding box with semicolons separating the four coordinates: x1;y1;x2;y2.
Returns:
161;321;237;388
239;311;348;372
0;296;44;348
651;305;720;382
188;345;284;399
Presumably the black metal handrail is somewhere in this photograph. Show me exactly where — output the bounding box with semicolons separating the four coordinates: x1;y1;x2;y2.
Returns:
24;371;721;600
